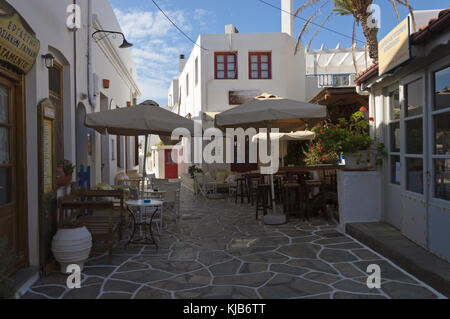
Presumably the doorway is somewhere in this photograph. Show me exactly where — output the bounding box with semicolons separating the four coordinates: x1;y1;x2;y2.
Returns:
0;69;27;271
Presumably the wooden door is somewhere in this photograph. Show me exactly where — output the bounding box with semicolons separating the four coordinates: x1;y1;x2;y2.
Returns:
0;77;19;263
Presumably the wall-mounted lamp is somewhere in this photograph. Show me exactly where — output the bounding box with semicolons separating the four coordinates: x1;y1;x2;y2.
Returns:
92;30;133;49
42;53;55;69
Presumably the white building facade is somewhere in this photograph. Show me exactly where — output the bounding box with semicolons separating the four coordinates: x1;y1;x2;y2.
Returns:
0;0;140;278
355;10;450;262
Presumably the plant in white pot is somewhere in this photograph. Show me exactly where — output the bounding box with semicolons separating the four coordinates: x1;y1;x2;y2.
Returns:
51;221;92;274
309;111;385;170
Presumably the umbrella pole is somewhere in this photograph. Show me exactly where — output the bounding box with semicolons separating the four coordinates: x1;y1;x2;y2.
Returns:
142;134;148;195
266;123;277;215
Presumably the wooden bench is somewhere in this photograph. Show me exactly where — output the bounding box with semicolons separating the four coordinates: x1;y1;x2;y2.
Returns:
58;189;127;259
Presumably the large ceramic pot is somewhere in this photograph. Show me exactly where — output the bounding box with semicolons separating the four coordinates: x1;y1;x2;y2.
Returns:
344;150;369;170
51;227;92;274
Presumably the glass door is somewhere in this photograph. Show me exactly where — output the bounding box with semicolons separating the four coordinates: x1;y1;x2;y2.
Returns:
400;74;428;248
427;61;450;261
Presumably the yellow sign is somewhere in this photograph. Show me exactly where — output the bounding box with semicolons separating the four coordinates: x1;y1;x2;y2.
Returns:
378;17;411;76
42;119;54;193
0;13;40;73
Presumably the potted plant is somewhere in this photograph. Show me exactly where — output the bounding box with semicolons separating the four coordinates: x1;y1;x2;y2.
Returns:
310;111;385;170
57;160;75;187
51;221;92;274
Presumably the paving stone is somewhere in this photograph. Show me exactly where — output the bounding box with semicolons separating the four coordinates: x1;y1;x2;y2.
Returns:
83;267;116;277
30;285;66;298
319;249;358;263
334;292;386;299
325;243;363;249
116;262;150;272
175;286;258;299
292;236;321;244
103;279;140;293
148;260;203;274
23;189;439;299
381;282;438;299
333;279;378;294
213;272;273;287
287;259;338;275
353;260;418;284
269;264;309;276
100;293;132;299
315;230;345;238
63;284;102;299
134;286;172;299
151;269;211;291
277;243;321;259
210;259;242;276
258;274;332;298
239;263;268;274
303;272;342;284
112;269;172;283
198;251;233;266
334;263;366;278
240;252;289;264
351;249;380;260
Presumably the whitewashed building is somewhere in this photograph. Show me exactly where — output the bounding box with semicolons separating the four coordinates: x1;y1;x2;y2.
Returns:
0;0;140;284
167;0;306;173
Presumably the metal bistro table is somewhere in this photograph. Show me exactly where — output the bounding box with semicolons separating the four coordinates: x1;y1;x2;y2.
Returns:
125;199;163;248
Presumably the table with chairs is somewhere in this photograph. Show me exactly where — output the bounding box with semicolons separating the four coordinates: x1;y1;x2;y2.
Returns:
230;166;341;222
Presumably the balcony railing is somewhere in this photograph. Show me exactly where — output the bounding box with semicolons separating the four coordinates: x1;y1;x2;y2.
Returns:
310;74;356;88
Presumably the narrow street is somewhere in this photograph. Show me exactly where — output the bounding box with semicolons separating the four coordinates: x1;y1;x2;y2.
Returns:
22;189;444;299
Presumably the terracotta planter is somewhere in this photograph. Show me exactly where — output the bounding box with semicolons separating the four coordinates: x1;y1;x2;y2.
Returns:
56;165;65;185
51;226;92;273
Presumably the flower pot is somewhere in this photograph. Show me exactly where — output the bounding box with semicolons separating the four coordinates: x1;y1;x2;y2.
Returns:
344;150;369;170
61;174;73;186
56;165;65;185
51;227;92;274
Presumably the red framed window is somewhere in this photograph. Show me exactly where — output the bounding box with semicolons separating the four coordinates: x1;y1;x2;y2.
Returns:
249;52;272;79
215;52;238;79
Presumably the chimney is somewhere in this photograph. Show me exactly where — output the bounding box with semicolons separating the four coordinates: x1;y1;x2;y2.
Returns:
281;0;294;37
225;24;239;34
179;54;186;74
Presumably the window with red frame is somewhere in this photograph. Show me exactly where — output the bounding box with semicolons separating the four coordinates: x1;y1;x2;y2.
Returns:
249;52;271;79
215;52;237;79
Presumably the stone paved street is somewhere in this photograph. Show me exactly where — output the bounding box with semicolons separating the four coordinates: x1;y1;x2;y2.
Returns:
22;189;446;299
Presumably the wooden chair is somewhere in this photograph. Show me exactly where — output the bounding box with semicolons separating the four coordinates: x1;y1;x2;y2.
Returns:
58;189;126;259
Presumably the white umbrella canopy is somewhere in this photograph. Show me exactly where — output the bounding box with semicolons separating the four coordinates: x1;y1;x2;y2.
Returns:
252;130;316;143
85;100;194;137
215;93;326;131
215;93;326;224
85;100;194;187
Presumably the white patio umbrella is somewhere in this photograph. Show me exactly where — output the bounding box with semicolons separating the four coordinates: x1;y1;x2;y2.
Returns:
85;100;194;190
216;93;326;224
252;131;316;168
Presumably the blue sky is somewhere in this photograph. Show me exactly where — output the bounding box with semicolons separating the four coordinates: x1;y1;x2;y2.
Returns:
110;0;448;106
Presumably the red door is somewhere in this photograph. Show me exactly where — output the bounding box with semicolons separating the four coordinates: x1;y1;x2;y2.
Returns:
164;149;178;179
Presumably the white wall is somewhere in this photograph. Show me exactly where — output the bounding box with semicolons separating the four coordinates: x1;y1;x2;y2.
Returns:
171;32;306;120
7;0;139;267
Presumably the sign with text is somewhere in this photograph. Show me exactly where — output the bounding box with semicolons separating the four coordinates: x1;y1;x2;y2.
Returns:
0;13;40;73
229;90;261;105
378;17;411;76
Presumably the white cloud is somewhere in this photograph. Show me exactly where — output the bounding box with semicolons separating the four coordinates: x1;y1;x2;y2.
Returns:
113;6;213;104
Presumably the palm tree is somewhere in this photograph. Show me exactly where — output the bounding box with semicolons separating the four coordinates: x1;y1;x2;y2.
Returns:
295;0;416;62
